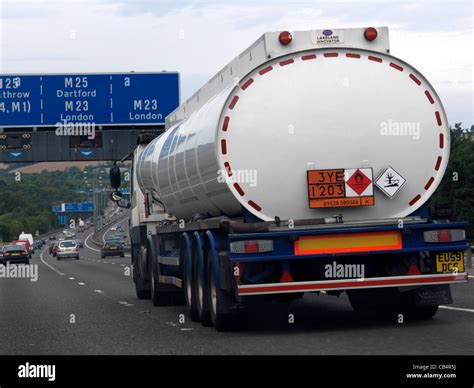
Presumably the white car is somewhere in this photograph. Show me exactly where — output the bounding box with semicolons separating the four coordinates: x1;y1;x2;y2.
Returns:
56;240;79;260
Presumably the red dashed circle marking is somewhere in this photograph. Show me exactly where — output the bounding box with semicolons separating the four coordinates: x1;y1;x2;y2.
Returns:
346;53;361;59
301;54;316;61
248;200;262;211
435;156;442;171
224;162;232;176
229;95;239;110
425;90;434;104
220;139;227;155
222;116;230;131
241;78;254;90
234;183;245;196
324;52;338;58
424;177;435;190
435;111;442;126
280;59;294;66
409;195;421;206
390;62;404;71
439;133;444;149
409;74;421;85
368;55;383;63
259;66;273;75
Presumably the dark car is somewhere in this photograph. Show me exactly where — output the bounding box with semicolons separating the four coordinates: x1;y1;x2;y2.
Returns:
1;245;30;264
49;235;56;240
101;239;124;258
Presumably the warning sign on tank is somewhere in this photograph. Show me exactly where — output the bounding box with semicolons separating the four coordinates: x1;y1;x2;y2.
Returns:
375;166;406;198
307;168;374;208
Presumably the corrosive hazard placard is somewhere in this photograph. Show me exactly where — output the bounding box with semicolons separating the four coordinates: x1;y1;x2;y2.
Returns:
307;168;375;208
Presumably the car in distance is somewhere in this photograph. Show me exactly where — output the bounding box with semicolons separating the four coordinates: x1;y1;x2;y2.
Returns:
1;244;30;264
101;239;125;258
110;225;119;231
56;240;79;261
11;240;33;258
49;235;56;240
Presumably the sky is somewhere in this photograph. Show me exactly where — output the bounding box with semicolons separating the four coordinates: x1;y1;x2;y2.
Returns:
0;0;472;126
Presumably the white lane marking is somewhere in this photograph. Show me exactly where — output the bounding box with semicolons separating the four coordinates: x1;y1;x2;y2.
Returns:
180;328;194;331
119;301;133;307
120;264;125;267
40;248;65;276
468;275;474;279
440;305;474;313
94;289;104;294
78;282;85;286
84;231;101;253
69;277;75;280
111;262;116;265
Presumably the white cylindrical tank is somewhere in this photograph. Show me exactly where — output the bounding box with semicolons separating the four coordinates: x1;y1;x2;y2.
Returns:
137;48;449;222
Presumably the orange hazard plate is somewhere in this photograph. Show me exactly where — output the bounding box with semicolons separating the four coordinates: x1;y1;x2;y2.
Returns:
307;169;375;208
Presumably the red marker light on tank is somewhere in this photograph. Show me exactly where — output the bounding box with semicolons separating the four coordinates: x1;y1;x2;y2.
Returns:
279;31;293;45
364;27;378;41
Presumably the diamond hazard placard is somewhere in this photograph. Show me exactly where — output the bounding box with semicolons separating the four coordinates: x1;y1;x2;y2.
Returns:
307;167;374;208
375;167;406;198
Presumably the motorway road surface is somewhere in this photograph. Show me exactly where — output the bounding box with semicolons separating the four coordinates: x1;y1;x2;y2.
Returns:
0;218;473;355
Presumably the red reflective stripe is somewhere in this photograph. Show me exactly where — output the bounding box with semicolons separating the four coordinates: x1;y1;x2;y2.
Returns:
220;139;227;155
346;53;360;58
425;90;434;104
259;66;273;75
435;156;442;171
229;96;239;110
435;111;442;126
224;162;232;176
248;200;262;211
222;116;230;131
409;195;421;206
409;73;421;85
301;54;316;61
324;52;338;58
390;63;403;71
238;274;464;295
241;78;254;90
424;177;435;190
280;59;294;66
368;55;382;63
234;183;245;196
439;133;444;148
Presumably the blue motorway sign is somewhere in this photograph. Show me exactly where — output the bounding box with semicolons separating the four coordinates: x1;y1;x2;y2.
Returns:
52;202;94;213
0;73;179;127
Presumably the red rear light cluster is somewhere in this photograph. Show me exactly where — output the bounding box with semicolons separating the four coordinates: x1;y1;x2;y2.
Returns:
423;229;465;243
279;31;293;45
230;240;274;254
364;27;378;41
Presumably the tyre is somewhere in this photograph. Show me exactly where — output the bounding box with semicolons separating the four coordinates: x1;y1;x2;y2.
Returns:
193;243;212;326
57;257;61;261
101;254;105;259
76;256;80;260
132;248;151;299
150;242;182;306
120;253;125;258
182;245;199;322
206;250;237;331
404;305;439;320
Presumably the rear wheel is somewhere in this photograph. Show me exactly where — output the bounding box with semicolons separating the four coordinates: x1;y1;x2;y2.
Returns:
193;244;212;326
183;246;199;322
206;250;237;331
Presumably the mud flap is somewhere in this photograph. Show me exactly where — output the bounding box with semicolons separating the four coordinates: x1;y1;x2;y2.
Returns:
414;285;452;306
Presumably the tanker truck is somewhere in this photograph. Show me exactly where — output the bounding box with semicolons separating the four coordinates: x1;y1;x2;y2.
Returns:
110;27;469;331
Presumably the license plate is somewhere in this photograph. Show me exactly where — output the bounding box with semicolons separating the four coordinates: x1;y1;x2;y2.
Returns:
110;247;117;250
12;253;20;256
307;168;375;208
436;252;464;273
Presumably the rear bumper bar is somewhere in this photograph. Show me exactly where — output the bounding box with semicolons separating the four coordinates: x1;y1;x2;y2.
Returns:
237;272;468;296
